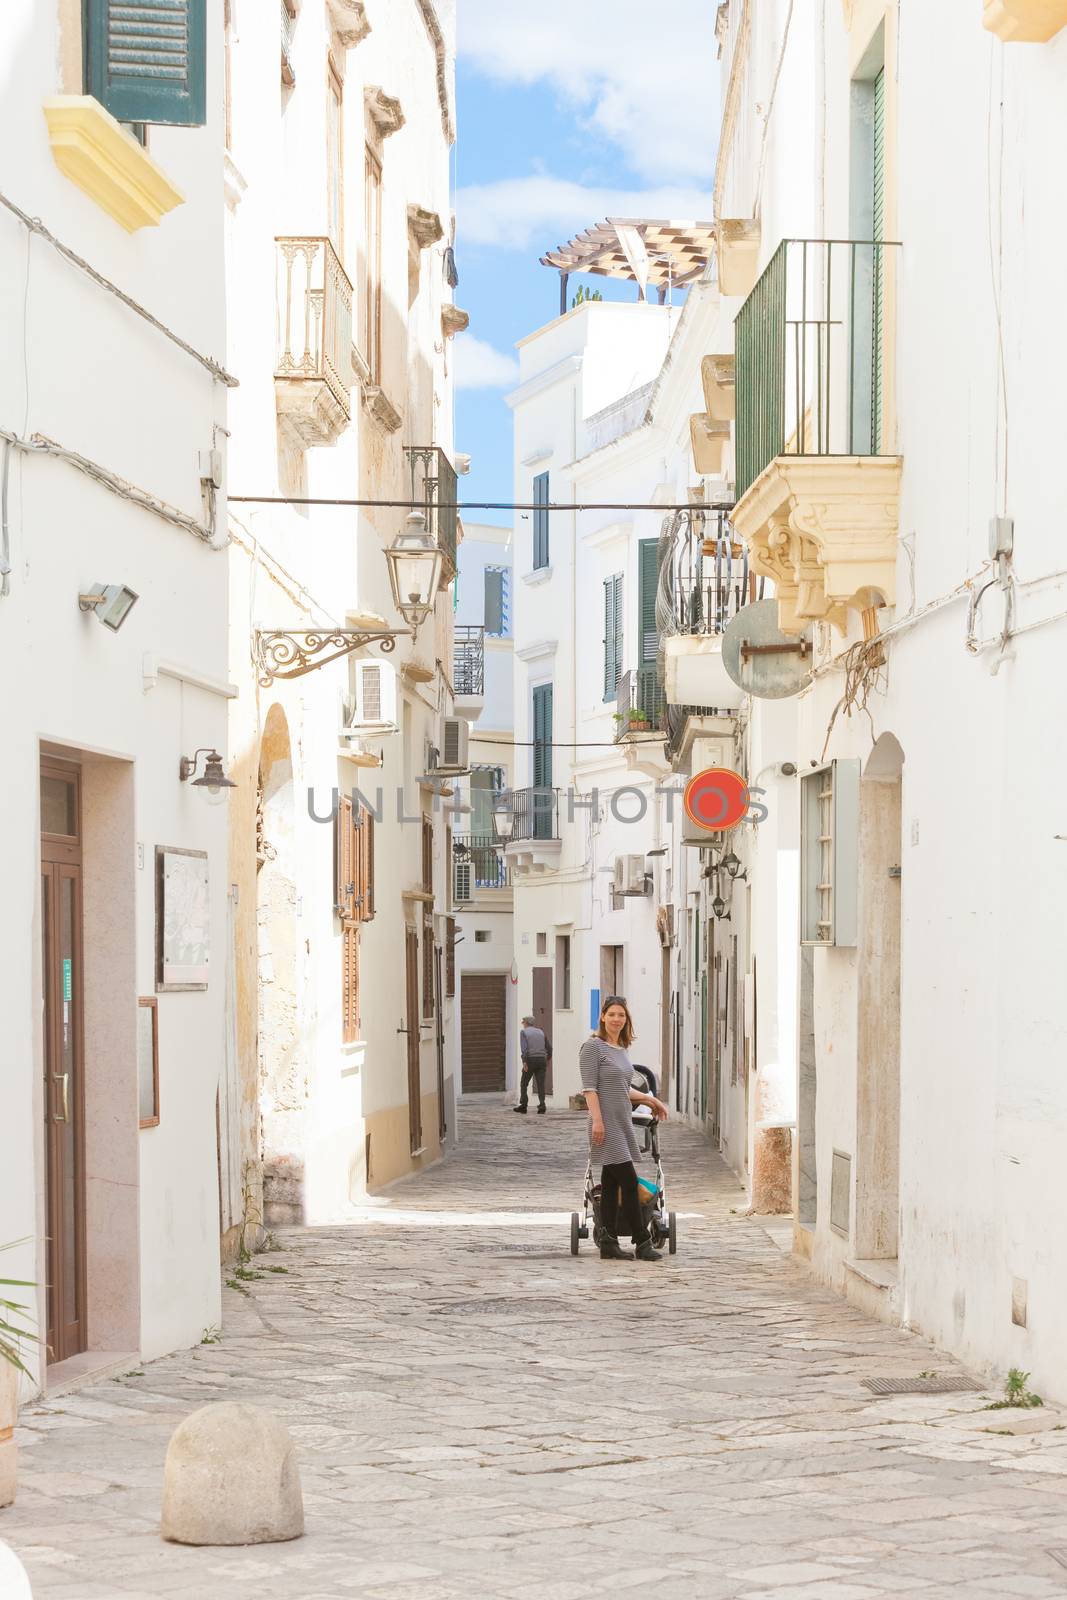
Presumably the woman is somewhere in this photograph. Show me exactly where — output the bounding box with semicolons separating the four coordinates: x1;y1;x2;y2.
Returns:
580;996;669;1262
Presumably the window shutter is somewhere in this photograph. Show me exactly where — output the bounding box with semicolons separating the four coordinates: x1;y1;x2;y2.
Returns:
85;0;207;128
342;924;360;1043
422;918;435;1016
422;818;434;895
638;540;659;666
872;67;887;454
533;473;550;569
334;794;355;919
362;810;375;921
532;684;553;790
485;568;505;636
446;917;456;998
603;574;623;700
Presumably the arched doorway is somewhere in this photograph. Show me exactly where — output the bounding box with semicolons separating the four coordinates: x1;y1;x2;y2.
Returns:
855;732;904;1260
257;704;304;1226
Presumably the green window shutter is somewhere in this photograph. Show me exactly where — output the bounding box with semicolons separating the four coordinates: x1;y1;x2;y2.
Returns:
85;0;207;128
602;573;622;700
871;67;886;454
638;539;659;666
532;473;550;569
484;568;505;636
532;684;553;790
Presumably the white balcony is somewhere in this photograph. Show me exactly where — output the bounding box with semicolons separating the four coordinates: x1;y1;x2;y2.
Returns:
275;236;353;448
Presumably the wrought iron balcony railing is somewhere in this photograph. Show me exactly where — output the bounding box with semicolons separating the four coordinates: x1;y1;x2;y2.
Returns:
405;445;458;580
275;236;353;420
452;834;510;898
453;625;485;697
506;787;560;844
658;507;762;640
614;667;666;741
735;237;901;499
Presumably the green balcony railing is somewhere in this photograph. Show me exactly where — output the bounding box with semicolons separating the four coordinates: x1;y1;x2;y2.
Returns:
735;238;900;500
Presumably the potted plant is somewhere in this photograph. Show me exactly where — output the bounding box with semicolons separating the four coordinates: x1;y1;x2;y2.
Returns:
1;1248;36;1508
627;706;651;732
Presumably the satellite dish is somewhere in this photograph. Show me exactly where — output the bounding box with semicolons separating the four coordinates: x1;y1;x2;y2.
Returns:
721;598;813;700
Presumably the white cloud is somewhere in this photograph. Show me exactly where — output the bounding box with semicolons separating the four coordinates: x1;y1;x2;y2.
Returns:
458;0;719;186
453;334;521;390
457;174;713;254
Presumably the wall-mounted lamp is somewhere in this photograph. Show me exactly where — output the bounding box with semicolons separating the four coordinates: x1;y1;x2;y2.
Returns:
711;895;730;921
491;795;515;843
79;582;139;632
721;847;746;881
385;510;444;629
179;748;236;796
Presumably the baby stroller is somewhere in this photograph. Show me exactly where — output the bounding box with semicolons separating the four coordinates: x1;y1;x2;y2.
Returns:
570;1065;677;1255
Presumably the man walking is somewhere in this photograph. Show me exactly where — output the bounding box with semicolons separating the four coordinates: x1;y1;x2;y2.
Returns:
515;1015;552;1114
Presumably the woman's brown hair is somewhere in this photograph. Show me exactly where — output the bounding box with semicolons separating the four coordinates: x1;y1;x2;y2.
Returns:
595;995;635;1049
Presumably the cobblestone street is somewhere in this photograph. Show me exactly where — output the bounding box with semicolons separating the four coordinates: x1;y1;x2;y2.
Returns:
6;1108;1067;1599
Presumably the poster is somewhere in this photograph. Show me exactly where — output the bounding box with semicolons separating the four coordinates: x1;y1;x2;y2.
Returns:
156;847;210;990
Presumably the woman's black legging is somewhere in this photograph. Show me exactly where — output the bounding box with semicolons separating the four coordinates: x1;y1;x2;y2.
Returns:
600;1161;650;1244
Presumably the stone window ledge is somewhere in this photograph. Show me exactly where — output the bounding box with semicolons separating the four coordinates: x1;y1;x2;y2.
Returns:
43;96;184;232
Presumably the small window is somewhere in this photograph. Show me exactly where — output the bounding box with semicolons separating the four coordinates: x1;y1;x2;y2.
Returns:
485;566;509;636
532;472;550;569
536;932;547;956
800;760;860;946
475;929;491;943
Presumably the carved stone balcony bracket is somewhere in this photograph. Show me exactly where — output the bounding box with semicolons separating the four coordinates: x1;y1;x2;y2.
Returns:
441;304;470;339
365;87;405;140
327;0;371;47
408;206;444;252
690;413;731;475
362;385;403;433
731;456;902;636
700;353;736;421
717;219;761;297
255;628;408;687
982;0;1067;39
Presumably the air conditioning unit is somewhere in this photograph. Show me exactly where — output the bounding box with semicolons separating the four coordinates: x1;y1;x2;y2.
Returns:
613;853;650;897
342;660;398;734
435;715;470;775
681;811;727;849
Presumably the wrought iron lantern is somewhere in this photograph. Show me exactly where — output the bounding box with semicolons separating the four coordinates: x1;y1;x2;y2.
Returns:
385;509;444;629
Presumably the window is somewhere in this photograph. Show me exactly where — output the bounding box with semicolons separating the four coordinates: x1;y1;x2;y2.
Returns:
470;767;503;837
536;932;547;956
556;935;572;1010
327;59;343;253
638;539;660;667
800;760;860;946
532;472;550;569
364;147;383;380
446;917;457;998
532;685;553;839
85;0;207;128
603;572;623;700
485;566;509;636
475;930;491;943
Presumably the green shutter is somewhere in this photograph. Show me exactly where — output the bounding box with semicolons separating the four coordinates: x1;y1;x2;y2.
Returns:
532;684;553;790
603;573;622;701
533;473;550;569
485;568;504;635
85;0;207;128
638;539;659;666
871;67;886;453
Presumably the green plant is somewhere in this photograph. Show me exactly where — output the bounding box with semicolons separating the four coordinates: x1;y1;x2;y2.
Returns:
266;1265;289;1275
233;1265;264;1282
0;1243;38;1377
986;1367;1043;1410
201;1326;222;1345
571;284;604;307
627;707;650;725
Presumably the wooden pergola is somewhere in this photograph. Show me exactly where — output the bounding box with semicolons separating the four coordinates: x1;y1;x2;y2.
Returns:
541;218;716;315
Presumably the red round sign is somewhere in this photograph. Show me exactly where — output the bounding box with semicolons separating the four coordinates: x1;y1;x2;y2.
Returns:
683;767;749;832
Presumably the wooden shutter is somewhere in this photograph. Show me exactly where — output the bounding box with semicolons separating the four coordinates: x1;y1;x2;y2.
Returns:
485;568;505;635
85;0;207;128
533;473;550;569
532;684;553;790
362;810;375;921
638;540;659;666
334;794;356;918
404;927;423;1154
422;918;435;1016
603;573;622;700
342;923;360;1043
446;917;456;998
422;817;434;895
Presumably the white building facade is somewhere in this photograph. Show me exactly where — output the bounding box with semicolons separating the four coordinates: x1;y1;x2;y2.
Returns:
700;0;1067;1396
0;0;231;1389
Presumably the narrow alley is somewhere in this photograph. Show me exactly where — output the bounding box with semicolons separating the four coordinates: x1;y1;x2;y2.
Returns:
7;1109;1067;1600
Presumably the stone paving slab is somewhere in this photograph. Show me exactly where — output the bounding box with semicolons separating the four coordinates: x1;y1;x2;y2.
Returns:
3;1108;1067;1598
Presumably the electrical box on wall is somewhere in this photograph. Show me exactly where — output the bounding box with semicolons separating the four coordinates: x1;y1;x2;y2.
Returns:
799;759;860;946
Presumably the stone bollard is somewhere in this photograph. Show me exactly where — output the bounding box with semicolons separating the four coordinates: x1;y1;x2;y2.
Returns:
161;1402;304;1546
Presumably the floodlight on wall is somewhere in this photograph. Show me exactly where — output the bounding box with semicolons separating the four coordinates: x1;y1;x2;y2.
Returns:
179;748;236;796
78;582;139;632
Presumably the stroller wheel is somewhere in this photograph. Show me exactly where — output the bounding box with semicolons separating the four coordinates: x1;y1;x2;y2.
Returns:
570;1212;580;1255
668;1211;678;1255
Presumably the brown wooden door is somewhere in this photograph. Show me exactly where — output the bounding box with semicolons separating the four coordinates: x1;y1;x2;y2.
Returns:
404;926;423;1154
532;965;553;1096
40;762;87;1364
460;974;506;1092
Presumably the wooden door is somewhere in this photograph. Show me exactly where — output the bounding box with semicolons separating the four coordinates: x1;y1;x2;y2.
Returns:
433;945;447;1139
40;762;87;1363
404;926;423;1154
532;965;553;1096
460;974;506;1092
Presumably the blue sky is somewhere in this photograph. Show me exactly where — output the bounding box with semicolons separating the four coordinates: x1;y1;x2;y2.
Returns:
453;2;720;526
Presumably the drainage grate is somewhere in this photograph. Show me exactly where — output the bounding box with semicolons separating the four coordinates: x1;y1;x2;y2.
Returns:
861;1376;981;1396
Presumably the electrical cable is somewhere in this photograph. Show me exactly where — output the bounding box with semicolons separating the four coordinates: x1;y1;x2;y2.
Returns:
229;495;735;513
0;189;239;388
